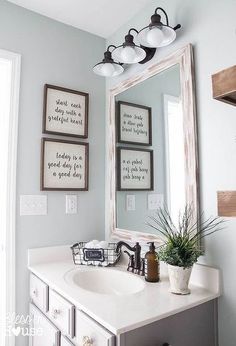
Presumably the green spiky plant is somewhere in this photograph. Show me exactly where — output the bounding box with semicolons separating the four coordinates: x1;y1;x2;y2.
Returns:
147;206;225;269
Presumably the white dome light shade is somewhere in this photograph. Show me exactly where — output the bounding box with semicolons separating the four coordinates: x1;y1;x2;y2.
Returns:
93;62;124;77
121;46;136;62
146;26;164;47
112;45;146;64
138;25;176;48
159;26;176;46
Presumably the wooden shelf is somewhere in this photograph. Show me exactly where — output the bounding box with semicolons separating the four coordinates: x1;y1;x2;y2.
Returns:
212;65;236;106
218;191;236;217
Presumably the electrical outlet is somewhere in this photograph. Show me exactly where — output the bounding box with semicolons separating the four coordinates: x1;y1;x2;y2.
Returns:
20;195;47;215
126;195;135;211
66;195;77;214
148;194;164;210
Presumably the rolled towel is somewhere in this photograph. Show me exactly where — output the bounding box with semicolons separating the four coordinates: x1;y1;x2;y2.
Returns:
85;240;99;248
91;240;99;245
98;241;109;249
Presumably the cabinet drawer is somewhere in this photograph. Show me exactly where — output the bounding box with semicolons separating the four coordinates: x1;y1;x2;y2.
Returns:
61;336;75;346
29;303;60;346
49;289;75;337
75;309;115;346
30;274;49;313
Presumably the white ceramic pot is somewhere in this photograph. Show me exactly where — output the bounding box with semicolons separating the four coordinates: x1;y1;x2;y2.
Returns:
167;264;193;295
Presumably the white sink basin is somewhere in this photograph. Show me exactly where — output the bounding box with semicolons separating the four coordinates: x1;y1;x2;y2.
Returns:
64;267;145;296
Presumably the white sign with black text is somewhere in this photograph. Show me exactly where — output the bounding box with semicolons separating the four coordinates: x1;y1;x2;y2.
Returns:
43;84;89;138
117;148;153;191
41;139;88;191
118;101;152;145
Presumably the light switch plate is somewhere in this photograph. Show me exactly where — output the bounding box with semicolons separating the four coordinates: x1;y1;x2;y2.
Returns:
20;195;47;216
148;194;164;210
126;195;135;211
66;195;77;214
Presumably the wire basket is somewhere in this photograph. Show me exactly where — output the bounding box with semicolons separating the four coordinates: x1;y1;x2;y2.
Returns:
71;242;121;267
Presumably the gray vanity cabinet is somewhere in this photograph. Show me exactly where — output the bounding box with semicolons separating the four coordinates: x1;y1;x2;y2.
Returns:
118;300;218;346
74;309;115;346
29;273;217;346
61;336;75;346
29;303;60;346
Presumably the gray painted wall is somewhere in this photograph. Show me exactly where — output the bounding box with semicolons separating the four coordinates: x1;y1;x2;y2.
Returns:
0;1;105;345
116;65;180;233
106;1;236;345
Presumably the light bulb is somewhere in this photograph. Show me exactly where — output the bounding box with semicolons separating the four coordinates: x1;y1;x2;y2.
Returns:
100;63;115;77
146;27;164;47
120;46;136;63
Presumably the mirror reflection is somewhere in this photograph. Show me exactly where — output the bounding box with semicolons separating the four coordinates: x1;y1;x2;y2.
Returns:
116;64;186;233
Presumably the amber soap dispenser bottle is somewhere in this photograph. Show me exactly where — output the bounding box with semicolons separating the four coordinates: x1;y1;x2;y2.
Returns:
145;242;160;282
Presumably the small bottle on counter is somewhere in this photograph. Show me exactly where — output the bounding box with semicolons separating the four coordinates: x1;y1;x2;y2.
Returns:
144;242;160;282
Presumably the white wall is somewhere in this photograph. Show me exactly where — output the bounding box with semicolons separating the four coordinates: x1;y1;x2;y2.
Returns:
106;1;236;345
0;1;105;345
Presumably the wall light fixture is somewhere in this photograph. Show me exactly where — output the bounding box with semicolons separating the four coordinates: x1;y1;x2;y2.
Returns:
137;7;181;48
112;29;146;64
93;45;124;77
93;7;181;77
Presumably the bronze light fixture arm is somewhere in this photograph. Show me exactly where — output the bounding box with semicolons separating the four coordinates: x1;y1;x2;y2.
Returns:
173;24;181;31
151;7;181;31
107;45;117;51
155;7;169;26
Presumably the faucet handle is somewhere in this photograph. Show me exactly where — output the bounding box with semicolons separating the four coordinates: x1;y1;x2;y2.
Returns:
124;251;134;272
139;258;145;276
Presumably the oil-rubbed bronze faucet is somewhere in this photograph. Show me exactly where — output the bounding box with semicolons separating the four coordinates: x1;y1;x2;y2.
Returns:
115;241;144;275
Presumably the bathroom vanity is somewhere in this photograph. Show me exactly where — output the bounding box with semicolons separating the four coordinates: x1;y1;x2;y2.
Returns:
28;246;220;346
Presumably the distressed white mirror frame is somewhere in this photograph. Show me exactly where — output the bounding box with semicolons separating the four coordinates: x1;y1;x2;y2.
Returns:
106;44;199;243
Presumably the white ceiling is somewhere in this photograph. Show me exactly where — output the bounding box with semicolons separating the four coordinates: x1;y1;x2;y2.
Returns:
7;0;153;38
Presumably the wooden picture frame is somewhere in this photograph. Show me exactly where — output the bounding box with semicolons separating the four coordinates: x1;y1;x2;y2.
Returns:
41;138;89;191
117;101;152;145
117;147;154;191
43;84;89;138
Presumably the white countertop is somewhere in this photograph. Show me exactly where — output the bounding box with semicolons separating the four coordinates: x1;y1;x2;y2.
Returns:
28;245;221;335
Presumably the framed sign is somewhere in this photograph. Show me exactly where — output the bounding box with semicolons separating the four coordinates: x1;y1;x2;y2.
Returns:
117;101;152;145
41;138;89;191
43;84;89;138
117;147;154;191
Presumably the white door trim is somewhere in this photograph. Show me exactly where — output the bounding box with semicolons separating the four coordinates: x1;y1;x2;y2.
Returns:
0;49;21;346
163;94;180;213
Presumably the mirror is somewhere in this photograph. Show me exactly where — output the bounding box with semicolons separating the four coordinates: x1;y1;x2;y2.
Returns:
116;64;184;232
107;44;199;242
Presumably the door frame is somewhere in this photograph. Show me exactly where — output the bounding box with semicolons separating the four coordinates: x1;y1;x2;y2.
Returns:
163;93;181;213
0;49;21;346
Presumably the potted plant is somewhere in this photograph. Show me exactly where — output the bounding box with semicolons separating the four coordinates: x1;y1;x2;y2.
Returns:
147;206;224;295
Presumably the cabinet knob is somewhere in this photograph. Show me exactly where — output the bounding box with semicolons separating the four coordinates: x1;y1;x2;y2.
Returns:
82;336;93;345
32;289;38;297
52;308;61;319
